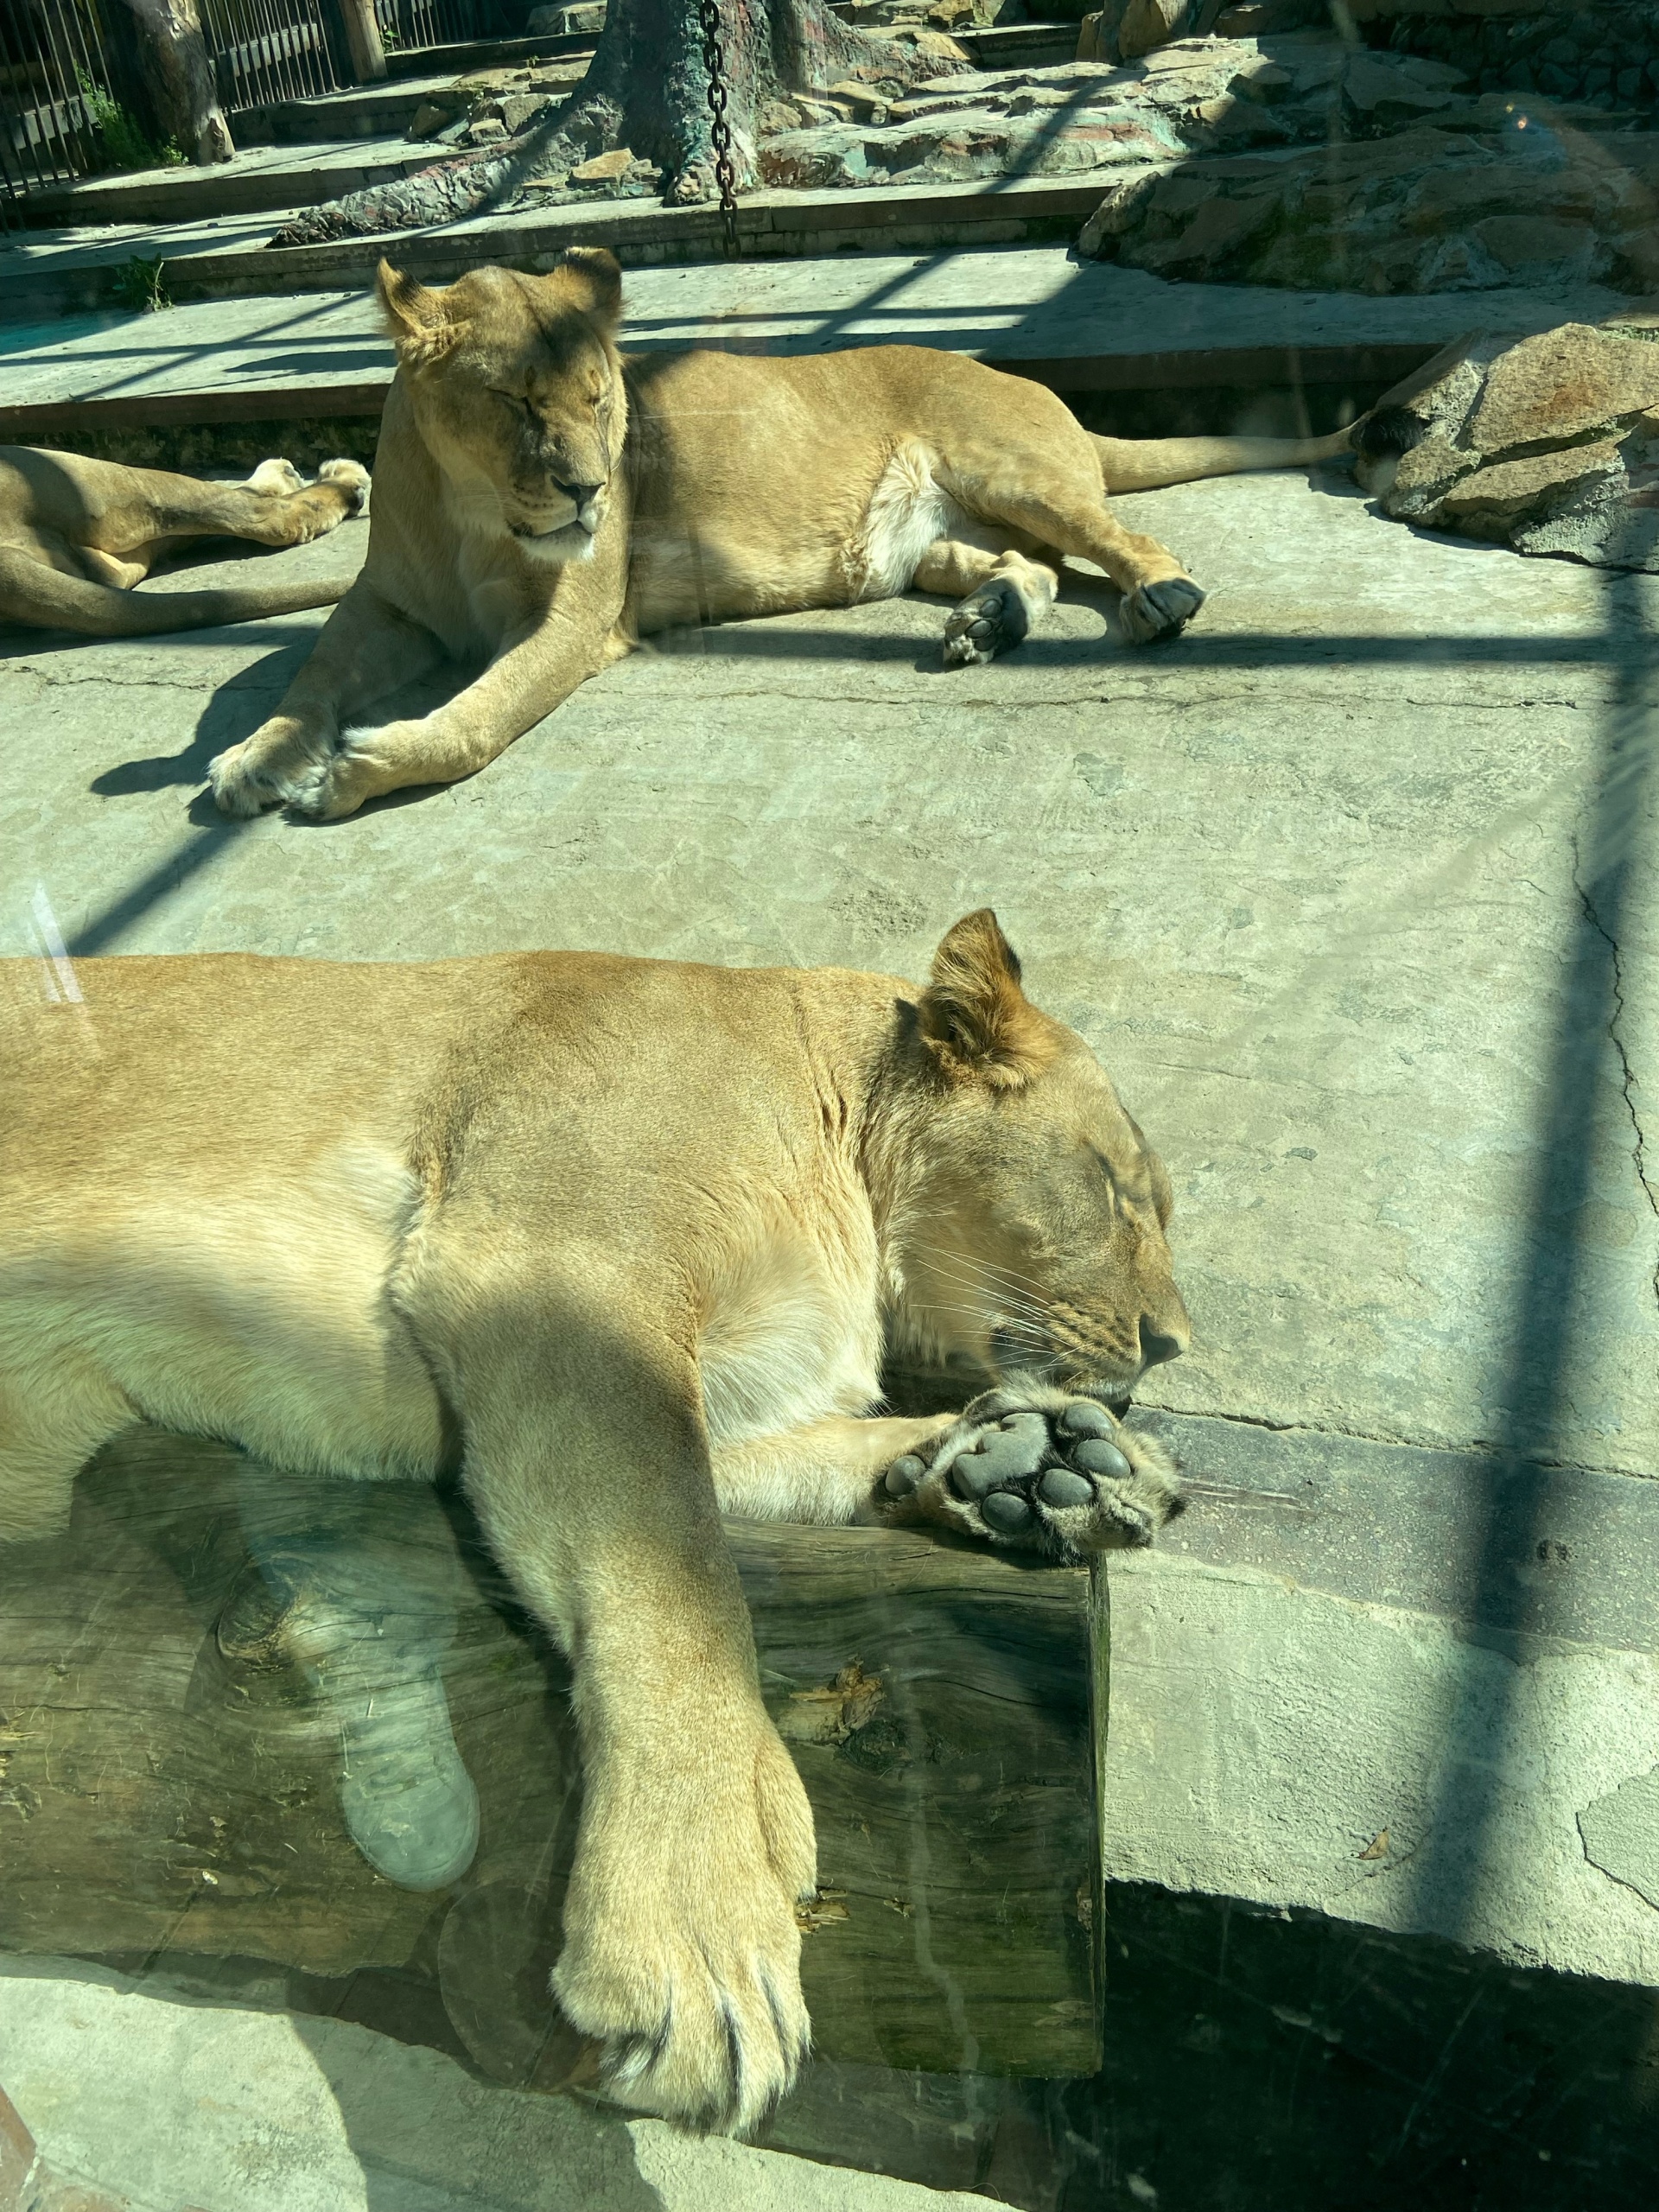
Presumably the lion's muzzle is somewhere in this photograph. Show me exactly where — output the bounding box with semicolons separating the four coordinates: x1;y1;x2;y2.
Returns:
509;478;606;549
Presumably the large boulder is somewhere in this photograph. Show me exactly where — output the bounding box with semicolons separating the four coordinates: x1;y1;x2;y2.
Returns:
1078;109;1659;292
1357;323;1659;572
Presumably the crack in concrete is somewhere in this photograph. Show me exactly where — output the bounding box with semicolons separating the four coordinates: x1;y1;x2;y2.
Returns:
1141;1398;1659;1485
1573;848;1659;1325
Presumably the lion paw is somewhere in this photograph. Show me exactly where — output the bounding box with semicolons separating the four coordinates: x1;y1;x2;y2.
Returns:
1119;575;1205;645
284;722;413;820
552;1723;816;2134
207;738;289;817
943;575;1031;666
318;457;372;515
877;1382;1180;1562
247;457;305;496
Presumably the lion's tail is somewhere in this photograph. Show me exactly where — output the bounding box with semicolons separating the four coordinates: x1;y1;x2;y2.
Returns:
0;549;347;638
1090;428;1355;494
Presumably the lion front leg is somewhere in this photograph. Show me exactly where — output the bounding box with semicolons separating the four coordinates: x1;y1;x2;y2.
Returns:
442;1321;816;2135
284;614;616;821
711;1411;957;1523
208;578;442;817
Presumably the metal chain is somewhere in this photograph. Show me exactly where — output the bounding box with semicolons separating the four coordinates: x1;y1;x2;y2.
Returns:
696;0;741;257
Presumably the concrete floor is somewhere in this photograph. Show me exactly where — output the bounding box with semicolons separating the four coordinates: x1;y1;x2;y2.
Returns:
2;457;1656;2202
0;1961;1006;2212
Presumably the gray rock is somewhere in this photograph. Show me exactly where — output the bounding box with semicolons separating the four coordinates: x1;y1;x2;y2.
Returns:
1079;111;1659;295
1360;322;1659;575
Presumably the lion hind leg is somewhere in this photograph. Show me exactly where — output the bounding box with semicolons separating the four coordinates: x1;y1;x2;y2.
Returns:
914;538;1060;668
213;457;371;550
0;1351;135;1544
937;455;1205;647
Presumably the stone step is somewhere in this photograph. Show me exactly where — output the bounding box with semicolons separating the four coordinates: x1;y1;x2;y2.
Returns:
0;172;1109;323
0;244;1629;471
12;135;447;229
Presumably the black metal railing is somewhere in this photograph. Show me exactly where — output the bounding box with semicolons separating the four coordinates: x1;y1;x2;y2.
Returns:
199;0;340;116
0;0;523;212
0;0;153;204
375;0;486;58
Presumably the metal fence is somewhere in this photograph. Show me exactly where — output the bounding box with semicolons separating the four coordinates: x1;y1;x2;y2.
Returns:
374;0;488;56
0;0;524;213
199;0;340;116
0;0;151;201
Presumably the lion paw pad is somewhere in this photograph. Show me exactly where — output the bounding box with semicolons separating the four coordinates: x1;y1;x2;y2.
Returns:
943;576;1031;666
880;1386;1179;1562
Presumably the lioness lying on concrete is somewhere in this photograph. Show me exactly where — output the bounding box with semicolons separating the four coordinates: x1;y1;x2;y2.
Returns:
207;246;1351;820
3;909;1186;2133
0;446;369;636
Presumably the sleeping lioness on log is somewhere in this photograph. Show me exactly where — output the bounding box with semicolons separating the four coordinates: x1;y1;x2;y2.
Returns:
2;910;1187;2133
207;245;1352;821
0;446;369;636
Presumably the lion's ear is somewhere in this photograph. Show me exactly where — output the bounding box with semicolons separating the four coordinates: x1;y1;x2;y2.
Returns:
376;261;465;365
552;245;623;330
918;910;1055;1090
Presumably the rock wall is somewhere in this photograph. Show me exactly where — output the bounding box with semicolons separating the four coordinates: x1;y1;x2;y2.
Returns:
1080;3;1659;112
1352;3;1659;113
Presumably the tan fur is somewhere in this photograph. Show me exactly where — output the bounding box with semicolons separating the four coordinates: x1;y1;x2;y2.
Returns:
1;910;1188;2133
207;247;1351;821
0;448;371;635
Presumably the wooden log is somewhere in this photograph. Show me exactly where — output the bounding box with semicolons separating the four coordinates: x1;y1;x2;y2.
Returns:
337;0;389;86
0;1427;1101;2082
120;0;235;164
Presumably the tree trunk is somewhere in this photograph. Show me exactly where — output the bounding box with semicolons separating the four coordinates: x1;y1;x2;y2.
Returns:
338;0;390;84
272;0;960;245
123;0;235;165
569;0;879;204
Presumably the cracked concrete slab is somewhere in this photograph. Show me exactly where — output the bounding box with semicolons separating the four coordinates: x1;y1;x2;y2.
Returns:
1102;1412;1659;1985
1098;1547;1659;1986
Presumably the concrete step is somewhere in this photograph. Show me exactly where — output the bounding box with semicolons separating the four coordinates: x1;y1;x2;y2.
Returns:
961;18;1083;67
12;135;448;228
380;29;597;78
0;172;1108;322
0;245;1630;471
232;68;537;147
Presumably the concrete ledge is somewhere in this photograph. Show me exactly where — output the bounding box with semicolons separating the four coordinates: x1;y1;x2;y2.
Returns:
1101;1412;1659;1988
15;144;448;230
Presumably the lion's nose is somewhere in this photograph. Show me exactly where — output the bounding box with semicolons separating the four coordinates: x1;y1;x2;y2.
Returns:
555;479;603;510
1138;1319;1187;1368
